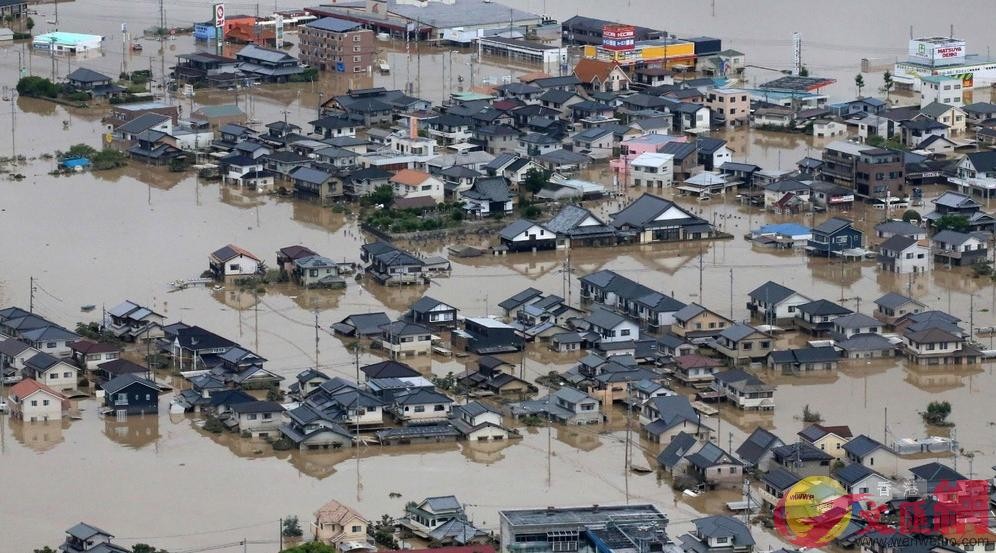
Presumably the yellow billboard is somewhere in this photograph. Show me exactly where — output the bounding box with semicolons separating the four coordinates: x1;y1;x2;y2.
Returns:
640;41;694;60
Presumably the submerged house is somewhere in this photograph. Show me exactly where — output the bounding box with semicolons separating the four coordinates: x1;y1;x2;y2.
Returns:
610;193;714;243
806;217;863;256
509;386;602;425
101;373;160;416
209;244;263;278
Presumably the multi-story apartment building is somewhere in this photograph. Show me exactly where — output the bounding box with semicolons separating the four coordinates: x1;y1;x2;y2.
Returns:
299;17;374;74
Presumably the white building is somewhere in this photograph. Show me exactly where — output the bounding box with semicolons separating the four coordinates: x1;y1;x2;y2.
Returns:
630;152;674;189
33;32;104;54
209;244;262;277
389;169;445;203
878;235;929;274
8;379;67;422
919;75;964;107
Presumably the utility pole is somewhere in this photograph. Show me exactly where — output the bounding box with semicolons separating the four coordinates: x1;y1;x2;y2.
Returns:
10;89;15;157
29;276;35;312
279;518;284;551
698;248;704;299
314;310;320;367
159;0;166;100
728;268;733;319
253;289;259;351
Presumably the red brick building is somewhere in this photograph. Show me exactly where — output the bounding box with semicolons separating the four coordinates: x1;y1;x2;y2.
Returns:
299;17;374;74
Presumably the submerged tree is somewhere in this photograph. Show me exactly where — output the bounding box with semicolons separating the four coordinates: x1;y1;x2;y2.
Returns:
921;401;952;426
855;74;865;97
282;516;303;538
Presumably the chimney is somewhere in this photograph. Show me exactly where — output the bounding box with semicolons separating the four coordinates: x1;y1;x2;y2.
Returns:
409;116;418;140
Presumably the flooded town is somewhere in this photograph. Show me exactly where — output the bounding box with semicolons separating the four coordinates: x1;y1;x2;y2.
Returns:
3;1;996;552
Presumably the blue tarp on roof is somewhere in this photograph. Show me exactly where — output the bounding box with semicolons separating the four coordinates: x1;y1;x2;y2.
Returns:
755;223;811;236
62;157;91;168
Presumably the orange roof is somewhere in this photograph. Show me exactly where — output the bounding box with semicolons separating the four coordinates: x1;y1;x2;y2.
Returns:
518;71;552;83
9;378;68;402
390;169;431;188
573;58;623;84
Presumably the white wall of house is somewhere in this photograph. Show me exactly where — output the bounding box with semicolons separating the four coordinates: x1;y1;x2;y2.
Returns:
597;319;641;343
847;474;894;503
400;401;451;421
881;244;929;274
41;364;77;392
222;254;261;276
82;351;120;371
238;411;282;437
631;155;674;188
12;390;63;421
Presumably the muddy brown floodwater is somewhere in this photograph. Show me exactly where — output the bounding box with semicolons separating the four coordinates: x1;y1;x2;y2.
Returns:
2;1;996;551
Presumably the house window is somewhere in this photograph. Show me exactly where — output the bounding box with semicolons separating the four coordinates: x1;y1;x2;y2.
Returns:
434;404;445;411
63;372;72;378
247;414;258;420
351;525;362;532
43;399;50;406
31;400;37;406
49;373;58;379
414;405;425;413
47;342;57;348
620;329;630;336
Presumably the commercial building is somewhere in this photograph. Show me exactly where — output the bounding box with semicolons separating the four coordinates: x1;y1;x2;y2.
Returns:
498;504;672;553
32;32;104;54
894;36;996;91
305;0;546;43
299;17;374;74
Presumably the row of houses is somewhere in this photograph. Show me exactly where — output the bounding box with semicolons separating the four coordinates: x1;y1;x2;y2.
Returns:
499;192;719;251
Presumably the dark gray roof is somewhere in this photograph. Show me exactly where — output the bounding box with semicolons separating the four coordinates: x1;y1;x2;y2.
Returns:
797;299;852;316
696;137;727;154
360;360;419;379
909;462;965;482
67;67;112;83
411;296;452;313
718;323;761;342
498;287;543;311
499;219;548;241
692;515;754;545
686;442;740;470
770;346;840;365
832;312;880;329
545;205;612;236
306;16;362;32
116;113;170;135
813;217;854;235
772;441;833;463
748;281;798;304
66;522;113;541
462;177;511;202
932;229;976;246
657;431;697;469
875;220;922;236
879;235;918;252
763;467;802;491
660;141;697;161
230;400;285;414
610;193;697;230
842;434;888;458
837;333;894;352
735;427;782;465
102;373;158;395
586;307;631;330
834;463;877;486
